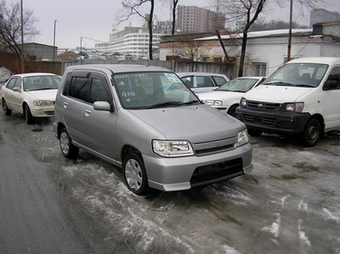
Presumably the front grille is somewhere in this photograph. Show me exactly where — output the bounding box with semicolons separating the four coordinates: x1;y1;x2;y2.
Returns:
195;144;235;155
190;158;243;186
247;101;281;111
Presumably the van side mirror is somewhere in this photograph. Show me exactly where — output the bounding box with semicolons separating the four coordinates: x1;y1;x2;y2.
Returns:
93;101;113;112
323;80;338;90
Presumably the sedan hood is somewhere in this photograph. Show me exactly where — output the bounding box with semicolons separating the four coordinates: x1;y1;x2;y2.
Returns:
246;85;312;103
129;104;245;142
26;89;58;101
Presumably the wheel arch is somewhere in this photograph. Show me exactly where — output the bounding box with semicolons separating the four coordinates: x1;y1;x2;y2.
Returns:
121;145;143;165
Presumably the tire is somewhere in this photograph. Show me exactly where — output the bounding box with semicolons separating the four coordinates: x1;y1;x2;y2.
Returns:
59;127;79;159
301;119;321;147
227;105;238;117
248;128;263;137
123;153;149;196
24;104;34;124
2;99;12;115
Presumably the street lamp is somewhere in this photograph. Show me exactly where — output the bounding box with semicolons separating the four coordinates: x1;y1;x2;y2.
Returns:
53;20;57;61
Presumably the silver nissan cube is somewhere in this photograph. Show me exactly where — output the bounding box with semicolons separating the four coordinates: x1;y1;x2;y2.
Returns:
53;64;253;195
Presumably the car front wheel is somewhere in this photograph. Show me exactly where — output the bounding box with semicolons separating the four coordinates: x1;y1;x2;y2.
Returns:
59;128;79;159
301;118;321;147
24;104;34;124
123;153;149;195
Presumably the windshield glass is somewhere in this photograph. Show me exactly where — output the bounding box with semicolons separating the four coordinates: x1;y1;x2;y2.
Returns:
217;78;260;92
24;75;61;91
113;72;199;109
264;63;328;88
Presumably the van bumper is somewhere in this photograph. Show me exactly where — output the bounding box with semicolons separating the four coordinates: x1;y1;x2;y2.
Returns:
143;144;253;192
235;107;311;134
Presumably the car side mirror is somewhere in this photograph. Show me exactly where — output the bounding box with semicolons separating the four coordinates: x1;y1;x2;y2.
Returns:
13;87;21;92
323;80;338;90
93;101;113;112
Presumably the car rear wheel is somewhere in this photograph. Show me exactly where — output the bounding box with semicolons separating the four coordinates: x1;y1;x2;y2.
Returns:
301;118;321;147
59;128;79;159
24;104;34;124
2;99;12;115
123;153;149;195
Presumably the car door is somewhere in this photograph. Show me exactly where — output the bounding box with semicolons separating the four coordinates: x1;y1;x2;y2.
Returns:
81;72;117;159
323;66;340;130
4;77;22;112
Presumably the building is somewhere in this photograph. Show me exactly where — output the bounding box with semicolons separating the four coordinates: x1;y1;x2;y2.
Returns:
17;42;57;61
158;22;340;78
310;8;339;27
176;5;225;33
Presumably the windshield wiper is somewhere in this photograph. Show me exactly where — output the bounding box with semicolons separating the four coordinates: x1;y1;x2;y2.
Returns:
147;101;182;109
294;84;315;88
180;100;201;105
264;81;294;86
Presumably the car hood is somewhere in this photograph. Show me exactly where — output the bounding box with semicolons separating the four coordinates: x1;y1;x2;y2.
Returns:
129;104;245;142
26;89;58;101
198;91;244;101
245;85;313;103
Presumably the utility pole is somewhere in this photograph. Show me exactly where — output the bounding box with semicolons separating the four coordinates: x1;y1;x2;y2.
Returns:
20;0;24;73
287;0;293;62
53;20;57;61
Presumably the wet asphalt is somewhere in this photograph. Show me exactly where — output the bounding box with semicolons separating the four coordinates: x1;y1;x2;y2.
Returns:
0;111;339;254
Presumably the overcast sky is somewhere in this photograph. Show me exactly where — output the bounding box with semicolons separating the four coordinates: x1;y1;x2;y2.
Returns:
6;0;340;49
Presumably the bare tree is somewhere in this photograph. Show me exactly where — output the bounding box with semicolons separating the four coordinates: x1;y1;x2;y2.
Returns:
0;0;39;56
118;0;155;60
171;0;179;34
219;0;266;77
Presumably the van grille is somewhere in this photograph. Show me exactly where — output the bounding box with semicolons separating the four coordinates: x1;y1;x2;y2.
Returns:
247;101;281;111
190;158;243;186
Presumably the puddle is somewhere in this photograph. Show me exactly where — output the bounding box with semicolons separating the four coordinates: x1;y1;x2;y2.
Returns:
269;174;307;181
294;163;320;172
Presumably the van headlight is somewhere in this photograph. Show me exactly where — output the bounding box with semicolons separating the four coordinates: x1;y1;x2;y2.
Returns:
285;102;304;112
33;100;54;106
152;140;194;157
236;129;249;147
204;100;223;106
240;97;247;108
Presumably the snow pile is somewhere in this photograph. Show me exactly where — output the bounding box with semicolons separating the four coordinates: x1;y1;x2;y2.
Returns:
0;67;12;83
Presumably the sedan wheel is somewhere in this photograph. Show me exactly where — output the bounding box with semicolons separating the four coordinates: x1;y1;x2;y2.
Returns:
123;153;149;195
24;104;34;124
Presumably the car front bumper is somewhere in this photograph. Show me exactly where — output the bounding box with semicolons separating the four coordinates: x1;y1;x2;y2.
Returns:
30;105;55;117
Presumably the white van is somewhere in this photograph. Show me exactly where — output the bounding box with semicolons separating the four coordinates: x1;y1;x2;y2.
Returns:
236;57;340;146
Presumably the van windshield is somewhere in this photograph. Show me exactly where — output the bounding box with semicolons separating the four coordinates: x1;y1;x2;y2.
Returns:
263;63;328;88
112;72;200;109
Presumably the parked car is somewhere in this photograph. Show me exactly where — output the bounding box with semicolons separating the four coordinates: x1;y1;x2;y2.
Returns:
198;76;266;116
236;57;340;147
53;64;253;195
177;72;230;93
1;73;61;124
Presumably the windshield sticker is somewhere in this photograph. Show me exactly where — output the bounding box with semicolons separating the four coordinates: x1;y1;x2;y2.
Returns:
122;91;136;97
164;73;178;82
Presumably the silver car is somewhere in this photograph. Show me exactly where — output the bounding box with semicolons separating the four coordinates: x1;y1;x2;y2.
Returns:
53;64;253;195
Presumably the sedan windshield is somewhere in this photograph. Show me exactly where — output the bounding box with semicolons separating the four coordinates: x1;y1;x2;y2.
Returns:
217;78;260;92
263;63;328;88
113;72;199;109
24;75;61;91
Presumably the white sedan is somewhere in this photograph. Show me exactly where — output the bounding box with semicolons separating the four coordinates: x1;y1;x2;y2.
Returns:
1;73;61;124
198;76;266;116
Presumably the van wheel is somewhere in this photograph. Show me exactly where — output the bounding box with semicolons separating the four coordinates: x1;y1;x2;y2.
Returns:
59;128;79;159
24;104;34;124
123;153;149;196
248;128;263;137
2;99;12;115
301;119;321;147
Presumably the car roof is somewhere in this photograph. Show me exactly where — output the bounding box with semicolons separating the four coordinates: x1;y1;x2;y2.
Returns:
65;64;171;74
177;72;228;77
288;57;340;65
11;73;58;78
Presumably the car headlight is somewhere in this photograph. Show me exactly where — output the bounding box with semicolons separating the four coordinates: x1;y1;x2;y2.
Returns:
240;97;247;108
33;100;54;106
285;102;304;112
236;129;249;147
204;100;223;106
152;140;194;157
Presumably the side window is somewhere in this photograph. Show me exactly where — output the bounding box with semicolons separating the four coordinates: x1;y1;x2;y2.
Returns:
181;76;194;88
196;76;214;87
212;76;228;86
89;76;111;103
326;67;340;90
68;77;89;101
6;78;18;89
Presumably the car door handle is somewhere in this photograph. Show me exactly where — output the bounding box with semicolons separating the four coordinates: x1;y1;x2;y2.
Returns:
84;109;91;117
63;102;68;109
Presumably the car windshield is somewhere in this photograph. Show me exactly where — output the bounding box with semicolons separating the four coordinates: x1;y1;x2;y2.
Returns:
263;63;328;88
24;75;61;91
217;78;260;92
113;72;200;109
